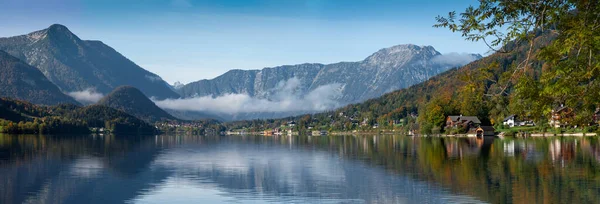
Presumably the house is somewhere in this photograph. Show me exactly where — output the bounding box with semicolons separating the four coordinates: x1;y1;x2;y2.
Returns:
287;121;296;127
503;115;518;127
446;115;481;130
550;105;574;128
476;126;496;137
504;115;535;127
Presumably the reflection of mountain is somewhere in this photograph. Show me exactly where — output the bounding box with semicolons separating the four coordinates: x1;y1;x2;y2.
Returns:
0;135;169;204
145;142;482;203
0;135;483;203
1;135;600;204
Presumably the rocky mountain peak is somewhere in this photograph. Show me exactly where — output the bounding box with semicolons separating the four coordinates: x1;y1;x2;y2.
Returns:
44;24;81;43
363;44;441;67
47;24;70;33
172;81;185;89
25;24;78;43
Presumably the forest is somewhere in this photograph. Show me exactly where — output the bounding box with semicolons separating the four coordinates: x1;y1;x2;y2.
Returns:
0;98;157;134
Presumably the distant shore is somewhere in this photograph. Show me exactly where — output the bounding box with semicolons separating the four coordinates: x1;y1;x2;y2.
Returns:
226;130;599;138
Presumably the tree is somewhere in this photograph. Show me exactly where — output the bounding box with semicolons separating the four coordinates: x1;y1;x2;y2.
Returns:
418;98;446;134
435;0;599;127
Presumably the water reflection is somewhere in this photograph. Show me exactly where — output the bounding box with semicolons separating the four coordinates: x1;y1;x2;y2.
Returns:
1;134;600;203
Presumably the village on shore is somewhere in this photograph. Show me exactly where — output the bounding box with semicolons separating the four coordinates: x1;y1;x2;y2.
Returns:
224;105;600;138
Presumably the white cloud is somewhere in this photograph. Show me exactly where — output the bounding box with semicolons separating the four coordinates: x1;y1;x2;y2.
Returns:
67;88;104;104
432;52;481;68
154;77;344;115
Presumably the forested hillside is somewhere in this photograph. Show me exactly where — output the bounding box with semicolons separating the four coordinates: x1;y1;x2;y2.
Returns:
98;86;177;123
0;51;79;105
0;98;157;134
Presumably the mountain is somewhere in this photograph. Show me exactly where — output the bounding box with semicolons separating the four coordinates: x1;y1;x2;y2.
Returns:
98;86;177;123
0;50;79;105
178;45;458;101
176;44;481;120
226;31;556;133
172;81;185;89
0;24;179;100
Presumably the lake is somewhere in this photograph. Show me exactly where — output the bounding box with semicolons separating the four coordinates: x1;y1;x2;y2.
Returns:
1;134;600;203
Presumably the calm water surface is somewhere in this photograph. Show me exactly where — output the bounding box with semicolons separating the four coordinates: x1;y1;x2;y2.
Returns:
1;134;600;203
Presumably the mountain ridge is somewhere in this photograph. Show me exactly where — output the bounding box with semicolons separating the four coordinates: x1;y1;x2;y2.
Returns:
178;44;477;100
175;44;481;120
0;24;180;100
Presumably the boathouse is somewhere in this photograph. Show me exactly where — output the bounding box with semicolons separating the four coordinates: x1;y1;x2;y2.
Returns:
476;126;496;137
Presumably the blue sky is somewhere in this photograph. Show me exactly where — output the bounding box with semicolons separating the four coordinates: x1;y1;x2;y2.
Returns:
0;0;487;84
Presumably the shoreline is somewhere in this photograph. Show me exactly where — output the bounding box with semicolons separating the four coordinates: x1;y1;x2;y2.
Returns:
225;130;599;138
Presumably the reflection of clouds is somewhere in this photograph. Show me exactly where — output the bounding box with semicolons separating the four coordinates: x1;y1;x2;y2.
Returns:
70;156;104;178
131;177;351;204
309;154;345;183
153;145;346;186
130;178;233;204
150;145;352;202
155;149;251;174
146;143;483;203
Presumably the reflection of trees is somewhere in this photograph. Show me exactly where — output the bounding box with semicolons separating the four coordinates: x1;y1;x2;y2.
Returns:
146;135;484;203
258;135;600;203
0;134;168;204
1;134;600;203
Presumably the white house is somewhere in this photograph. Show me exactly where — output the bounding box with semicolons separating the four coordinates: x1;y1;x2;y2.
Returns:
503;115;518;127
504;115;536;127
